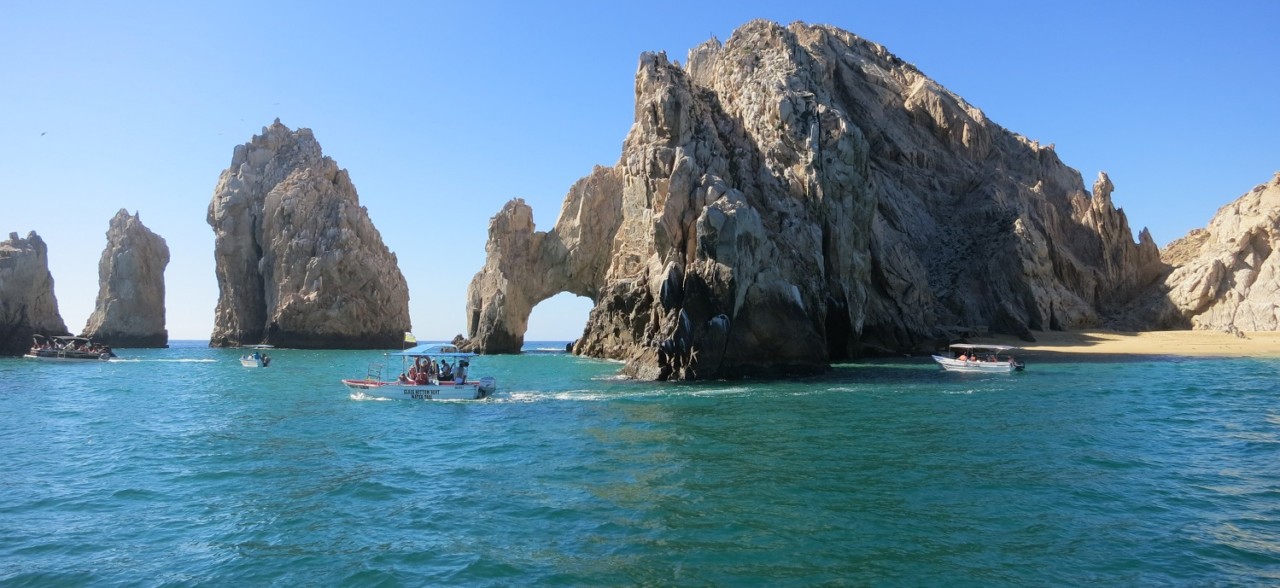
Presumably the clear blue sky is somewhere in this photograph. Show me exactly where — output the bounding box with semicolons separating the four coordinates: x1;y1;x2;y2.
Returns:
3;1;1277;341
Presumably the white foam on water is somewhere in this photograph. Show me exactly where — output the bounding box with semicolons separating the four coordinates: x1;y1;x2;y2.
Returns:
501;385;755;403
111;358;219;363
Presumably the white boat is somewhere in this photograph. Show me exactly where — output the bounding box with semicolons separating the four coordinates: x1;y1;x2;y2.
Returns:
341;343;497;400
239;351;272;367
932;344;1024;373
23;335;116;361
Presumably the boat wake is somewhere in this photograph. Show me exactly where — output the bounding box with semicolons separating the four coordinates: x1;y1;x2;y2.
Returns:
112;358;219;363
504;385;753;403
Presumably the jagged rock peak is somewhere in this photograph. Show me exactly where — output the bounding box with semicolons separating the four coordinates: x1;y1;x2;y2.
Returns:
467;20;1162;379
1157;172;1280;331
82;209;170;347
0;231;68;355
207;120;410;349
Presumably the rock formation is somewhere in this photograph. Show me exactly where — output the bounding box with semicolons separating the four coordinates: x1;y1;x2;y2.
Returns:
467;20;1164;379
0;231;69;355
81;209;170;347
1148;173;1280;331
207;119;410;348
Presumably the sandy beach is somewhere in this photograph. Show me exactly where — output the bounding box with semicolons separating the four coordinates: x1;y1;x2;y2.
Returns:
970;330;1280;361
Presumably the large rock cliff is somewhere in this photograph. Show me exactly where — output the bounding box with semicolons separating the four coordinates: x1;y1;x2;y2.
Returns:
0;231;69;355
467;20;1164;379
1150;173;1280;331
208;120;410;348
81;209;170;347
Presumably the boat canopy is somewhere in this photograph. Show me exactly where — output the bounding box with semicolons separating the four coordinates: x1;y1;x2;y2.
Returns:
948;344;1019;352
45;335;94;344
391;343;477;358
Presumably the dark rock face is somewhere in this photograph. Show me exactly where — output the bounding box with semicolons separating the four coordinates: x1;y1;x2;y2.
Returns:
207;120;411;349
81;209;170;347
466;20;1164;379
0;231;69;355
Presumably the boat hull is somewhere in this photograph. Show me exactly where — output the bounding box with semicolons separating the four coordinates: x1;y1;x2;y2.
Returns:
24;350;114;361
932;356;1023;373
342;376;497;400
240;357;264;367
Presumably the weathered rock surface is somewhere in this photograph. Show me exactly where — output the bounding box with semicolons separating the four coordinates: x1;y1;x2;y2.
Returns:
1150;173;1280;331
0;231;69;355
208;119;410;348
467;20;1164;379
81;209;170;347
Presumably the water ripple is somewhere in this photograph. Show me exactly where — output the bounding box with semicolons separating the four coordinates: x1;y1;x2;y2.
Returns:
2;350;1279;584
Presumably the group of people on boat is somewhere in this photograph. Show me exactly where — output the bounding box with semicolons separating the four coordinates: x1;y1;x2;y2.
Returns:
956;352;1016;365
30;337;113;357
400;356;469;385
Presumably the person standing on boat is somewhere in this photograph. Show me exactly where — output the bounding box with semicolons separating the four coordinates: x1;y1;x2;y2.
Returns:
456;359;468;384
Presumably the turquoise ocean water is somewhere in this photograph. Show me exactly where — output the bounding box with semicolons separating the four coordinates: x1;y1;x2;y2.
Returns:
2;340;1279;586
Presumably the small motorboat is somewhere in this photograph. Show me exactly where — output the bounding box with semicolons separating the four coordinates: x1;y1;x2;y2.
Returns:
932;344;1024;373
342;343;496;400
240;351;271;367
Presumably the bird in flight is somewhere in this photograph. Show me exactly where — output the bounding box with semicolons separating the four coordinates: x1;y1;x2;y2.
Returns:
40;132;47;136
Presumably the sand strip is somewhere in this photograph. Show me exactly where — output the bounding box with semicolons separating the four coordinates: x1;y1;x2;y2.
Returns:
968;330;1280;361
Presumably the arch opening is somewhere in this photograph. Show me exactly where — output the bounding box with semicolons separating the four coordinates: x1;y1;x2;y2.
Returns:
525;292;594;349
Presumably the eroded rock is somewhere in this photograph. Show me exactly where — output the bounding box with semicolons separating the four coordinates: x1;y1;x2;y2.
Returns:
82;209;169;347
1156;173;1280;330
467;20;1163;379
0;231;68;355
208;120;410;348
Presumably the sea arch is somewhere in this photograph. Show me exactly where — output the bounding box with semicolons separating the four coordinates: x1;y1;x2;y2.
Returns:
465;167;623;353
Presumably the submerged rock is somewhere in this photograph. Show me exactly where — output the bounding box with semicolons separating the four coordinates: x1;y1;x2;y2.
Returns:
82;209;170;347
207;120;410;348
467;20;1163;379
0;231;68;355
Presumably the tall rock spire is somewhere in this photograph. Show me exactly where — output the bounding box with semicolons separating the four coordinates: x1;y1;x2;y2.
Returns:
82;209;170;347
207;120;410;348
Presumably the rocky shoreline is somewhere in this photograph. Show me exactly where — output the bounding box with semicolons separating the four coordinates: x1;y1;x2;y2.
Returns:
3;20;1277;371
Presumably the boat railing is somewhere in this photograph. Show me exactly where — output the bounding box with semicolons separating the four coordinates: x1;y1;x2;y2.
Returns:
364;363;385;382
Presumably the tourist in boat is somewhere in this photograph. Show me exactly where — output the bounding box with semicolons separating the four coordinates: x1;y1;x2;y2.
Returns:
456;359;468;384
409;357;424;384
440;360;453;382
414;358;429;385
